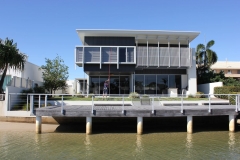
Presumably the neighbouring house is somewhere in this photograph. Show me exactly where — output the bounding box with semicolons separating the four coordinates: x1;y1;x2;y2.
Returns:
75;29;200;95
0;56;44;92
211;61;240;80
55;79;87;95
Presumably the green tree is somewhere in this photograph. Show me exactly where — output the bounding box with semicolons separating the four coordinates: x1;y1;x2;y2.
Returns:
0;38;26;93
196;40;218;84
40;55;69;94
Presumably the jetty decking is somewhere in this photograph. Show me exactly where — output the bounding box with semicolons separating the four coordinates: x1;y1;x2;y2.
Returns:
34;103;238;117
27;94;239;135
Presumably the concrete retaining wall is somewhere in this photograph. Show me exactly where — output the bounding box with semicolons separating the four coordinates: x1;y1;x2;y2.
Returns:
197;82;223;96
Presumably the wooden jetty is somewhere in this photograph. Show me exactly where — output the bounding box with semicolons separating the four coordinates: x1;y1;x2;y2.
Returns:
32;100;239;135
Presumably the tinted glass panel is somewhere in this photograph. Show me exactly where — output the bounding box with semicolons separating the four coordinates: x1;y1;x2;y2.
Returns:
90;76;99;94
157;75;168;94
135;75;144;94
119;48;126;62
145;75;156;94
120;76;129;94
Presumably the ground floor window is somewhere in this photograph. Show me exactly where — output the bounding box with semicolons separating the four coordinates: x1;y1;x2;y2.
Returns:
89;76;130;95
134;74;181;95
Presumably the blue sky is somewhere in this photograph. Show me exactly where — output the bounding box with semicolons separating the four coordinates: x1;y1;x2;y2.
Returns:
1;0;239;80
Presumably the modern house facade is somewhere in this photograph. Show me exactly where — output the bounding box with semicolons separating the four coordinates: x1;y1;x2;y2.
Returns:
211;61;240;80
75;29;200;95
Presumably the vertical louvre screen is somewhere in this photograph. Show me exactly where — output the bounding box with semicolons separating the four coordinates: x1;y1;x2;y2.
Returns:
181;48;190;66
84;47;100;62
159;47;169;66
137;47;144;66
136;46;148;66
76;47;83;62
170;48;179;66
148;47;158;66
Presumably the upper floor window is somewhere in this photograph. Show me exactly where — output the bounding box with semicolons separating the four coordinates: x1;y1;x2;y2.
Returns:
237;70;240;74
227;70;231;74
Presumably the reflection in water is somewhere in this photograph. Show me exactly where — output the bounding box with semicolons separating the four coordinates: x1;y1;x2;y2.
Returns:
135;135;143;156
185;133;193;158
34;134;41;157
228;132;235;150
1;131;240;159
84;135;92;157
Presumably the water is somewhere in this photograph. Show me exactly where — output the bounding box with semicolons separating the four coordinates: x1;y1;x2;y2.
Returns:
1;129;240;159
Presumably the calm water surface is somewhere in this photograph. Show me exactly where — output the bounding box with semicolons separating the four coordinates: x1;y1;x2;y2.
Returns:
1;129;240;160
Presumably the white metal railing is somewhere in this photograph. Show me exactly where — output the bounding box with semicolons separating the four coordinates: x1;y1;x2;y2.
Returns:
6;93;240;115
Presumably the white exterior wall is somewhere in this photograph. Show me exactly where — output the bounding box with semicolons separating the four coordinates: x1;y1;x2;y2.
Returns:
0;62;43;82
55;80;75;94
186;48;197;95
21;62;43;83
197;82;223;96
0;61;43;88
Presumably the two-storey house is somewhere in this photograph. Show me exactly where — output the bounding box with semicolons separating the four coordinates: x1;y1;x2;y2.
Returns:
75;29;200;95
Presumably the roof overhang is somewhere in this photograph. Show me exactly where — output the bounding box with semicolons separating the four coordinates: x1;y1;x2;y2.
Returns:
76;29;200;44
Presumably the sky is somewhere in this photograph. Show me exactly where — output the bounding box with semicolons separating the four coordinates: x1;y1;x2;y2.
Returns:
1;0;239;80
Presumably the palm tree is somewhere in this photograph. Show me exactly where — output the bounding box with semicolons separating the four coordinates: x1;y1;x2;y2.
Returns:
0;38;26;93
196;40;218;84
196;40;218;72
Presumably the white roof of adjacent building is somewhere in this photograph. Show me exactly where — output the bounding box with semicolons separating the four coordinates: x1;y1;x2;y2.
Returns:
211;61;240;69
76;29;200;44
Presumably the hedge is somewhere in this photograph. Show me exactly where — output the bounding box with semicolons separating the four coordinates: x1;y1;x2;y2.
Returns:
214;86;240;104
214;86;240;94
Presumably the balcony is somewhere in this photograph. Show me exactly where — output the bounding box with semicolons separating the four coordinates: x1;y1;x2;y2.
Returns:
136;46;192;68
75;46;193;68
75;46;136;68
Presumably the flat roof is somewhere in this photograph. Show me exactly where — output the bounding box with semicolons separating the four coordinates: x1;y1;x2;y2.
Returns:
76;29;200;44
211;61;240;70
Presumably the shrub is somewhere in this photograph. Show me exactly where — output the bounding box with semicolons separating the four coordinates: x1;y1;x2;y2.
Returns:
87;93;95;98
228;92;240;105
214;86;240;99
129;92;139;99
76;95;85;98
188;94;194;98
21;88;34;94
142;94;150;98
195;92;205;98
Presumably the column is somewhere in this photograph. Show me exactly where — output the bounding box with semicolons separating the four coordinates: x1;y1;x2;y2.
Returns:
76;80;80;94
187;116;193;134
36;116;42;134
137;117;143;135
86;117;92;135
229;115;235;132
186;48;196;95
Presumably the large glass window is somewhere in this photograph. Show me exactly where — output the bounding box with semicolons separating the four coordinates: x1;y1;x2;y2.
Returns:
135;75;144;94
89;75;130;95
110;76;119;95
175;75;181;94
157;75;168;94
90;76;99;94
145;75;156;94
99;76;109;95
169;75;176;88
119;48;126;62
120;76;129;94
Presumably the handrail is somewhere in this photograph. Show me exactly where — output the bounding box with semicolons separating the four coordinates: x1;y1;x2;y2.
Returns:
7;93;239;115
